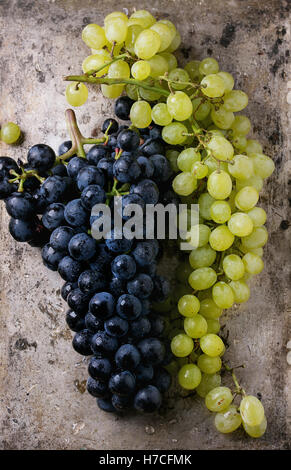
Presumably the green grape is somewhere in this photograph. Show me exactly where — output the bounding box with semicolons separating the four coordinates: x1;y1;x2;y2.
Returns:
159;52;178;71
196;372;221;397
235;186;259;211
236;174;263;193
205;386;233;412
82;52;111;75
228;154;254;180
171;333;194;357
199;298;222;319
148;54;168;78
197;354;222;375
168;68;190;90
184;314;208;338
189;349;199;363
229;280;250;303
101;84;124;98
207;170;233;200
151;103;172;126
104;11;128;23
125;24;144;54
184;60;201;81
212;282;235;309
178;294;200;317
187;224;211;248
231;115;251;135
201;74;225;98
245;139;263;155
242;252;264;275
176;263;193;283
134;29;161;59
177;148;201;172
65;83;88;107
108;60;130;78
166;91;193;121
206;135;234;161
199;57;219;75
158;19;176;39
162;122;188;145
129;10;156;28
165;30;181;52
139;79;162;101
198;193;215;220
131;60;151;80
150;23;173;51
204;156;226;175
209;225;234;251
0;122;21;144
206;318;221;334
172;172;197;195
166;149;180;172
240;226;268;250
82;24;107;49
243;416;267;438
223;254;245;280
189;244;216;269
228;189;237;212
223;90;248;112
232;134;247;152
188;267;217;291
240;395;265;427
105;17;128;44
246;207;266;227
211;107;235;130
240;246;263;257
130;100;152;128
126;84;139;100
192;161;208;179
217;72;234;93
227;212;254;237
178;364;202;390
192;97;212;120
210;201;231;224
200;334;225;357
250;153;275;179
215;405;242;433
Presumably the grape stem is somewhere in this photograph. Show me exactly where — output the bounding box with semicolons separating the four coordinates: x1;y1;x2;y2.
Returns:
57;109;107;162
85;53;131;77
8;168;45;193
224;362;246;397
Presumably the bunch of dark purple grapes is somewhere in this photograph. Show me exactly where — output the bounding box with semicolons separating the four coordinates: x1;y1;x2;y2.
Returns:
0;100;179;414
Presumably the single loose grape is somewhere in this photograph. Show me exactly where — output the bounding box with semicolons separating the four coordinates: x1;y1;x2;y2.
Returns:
130;100;152;128
205;386;233;412
172;172;197;196
162;122;188;145
66;83;88;107
223;90;248;112
212;282;235;309
206;318;221;334
134;29;161;59
0;122;21;144
166;91;193;121
228;154;254;180
178;295;200;318
184;314;208;338
207;171;233;200
178;364;202;390
177;148;201;172
196;372;221;397
229;280;250;303
209;225;234;251
250;153;275;179
215;405;242;433
235;186;259;211
189;245;216;269
151;103;172;126
231;115;251;135
217;72;234;93
206;135;234;161
188;267;217;291
199;298;223;319
228;212;254;237
242;252;264;275
200;334;225;357
246;207;266;227
210;201;231;224
82;24;106;49
240;395;265;427
105;17;128;44
223;254;245;280
197;355;222;375
171;333;194;357
150;22;173;51
243;416;267;438
199;57;219;75
201;74;225;98
211;107;235;130
241;226;268;250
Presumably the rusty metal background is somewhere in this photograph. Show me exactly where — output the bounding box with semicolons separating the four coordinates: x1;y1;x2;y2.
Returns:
0;0;290;450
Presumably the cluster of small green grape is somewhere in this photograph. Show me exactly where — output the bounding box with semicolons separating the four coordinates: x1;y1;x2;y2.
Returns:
0;122;21;145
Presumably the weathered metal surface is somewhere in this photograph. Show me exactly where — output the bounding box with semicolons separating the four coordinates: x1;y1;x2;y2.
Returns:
0;0;290;450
